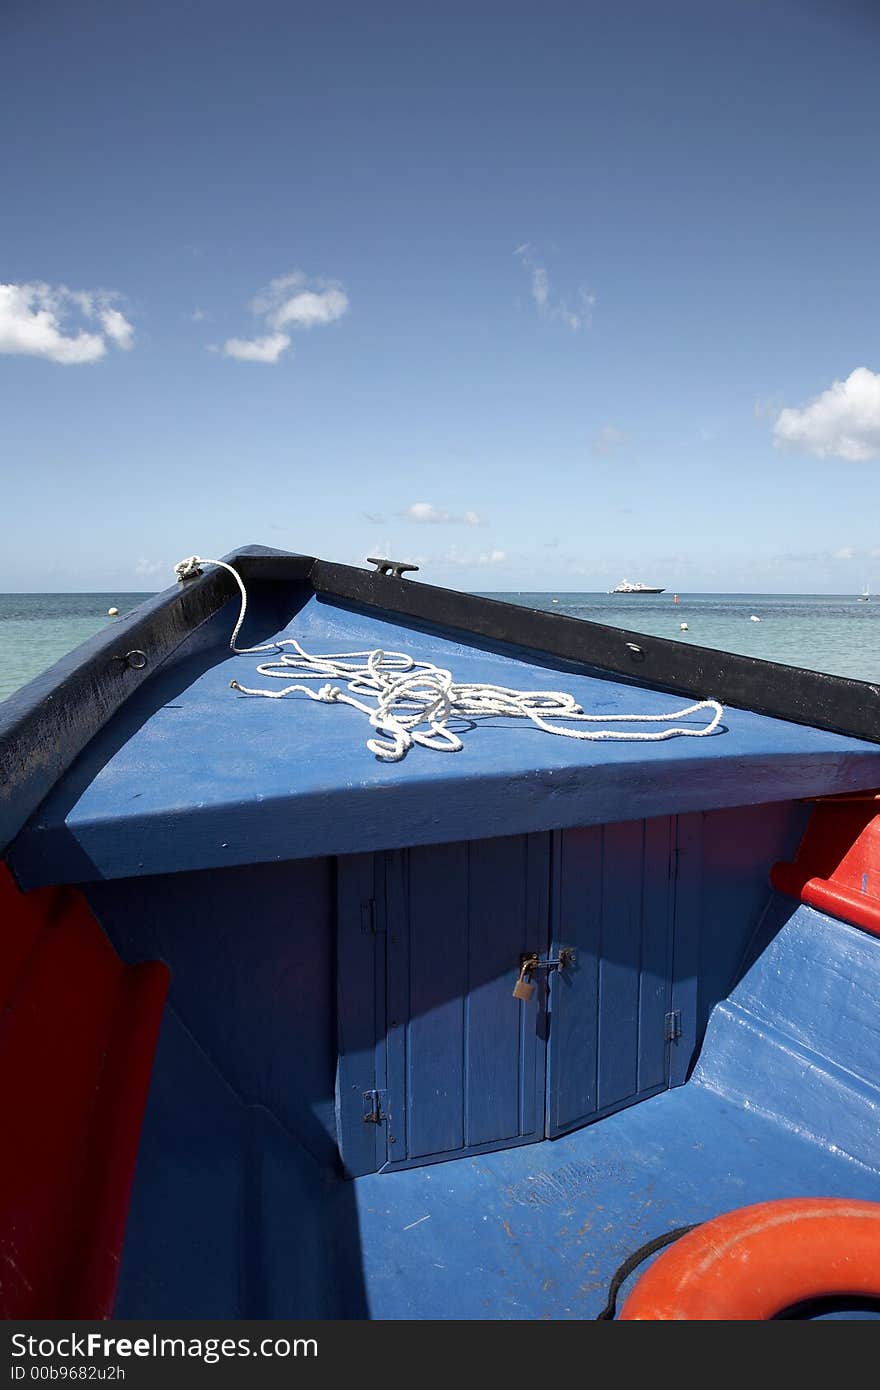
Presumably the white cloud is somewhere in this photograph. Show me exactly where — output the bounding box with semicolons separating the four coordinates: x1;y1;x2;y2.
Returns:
0;281;134;365
404;502;485;525
514;245;594;331
773;368;880;462
366;537;398;563
766;546;863;572
432;543;506;569
222;332;291;364
591;425;629;456
271;288;348;330
99;306;134;350
191;307;207;322
250;271;305;314
134;557;165;577
250;272;349;330
220;269;349;364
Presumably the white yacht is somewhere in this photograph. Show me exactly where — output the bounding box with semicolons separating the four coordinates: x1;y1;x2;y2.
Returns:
610;579;666;595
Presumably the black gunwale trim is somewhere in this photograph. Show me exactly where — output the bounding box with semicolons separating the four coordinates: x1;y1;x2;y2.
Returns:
311;560;880;742
2;545;878;856
0;547;314;854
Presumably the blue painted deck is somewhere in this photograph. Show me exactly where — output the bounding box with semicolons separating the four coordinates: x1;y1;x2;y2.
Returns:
350;1086;879;1320
11;591;880;886
352;903;880;1318
113;903;880;1319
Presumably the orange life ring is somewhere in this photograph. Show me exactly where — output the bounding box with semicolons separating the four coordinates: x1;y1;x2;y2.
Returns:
619;1198;880;1320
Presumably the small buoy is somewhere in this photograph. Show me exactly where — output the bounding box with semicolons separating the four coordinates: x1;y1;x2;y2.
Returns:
107;607;119;617
750;614;761;622
679;622;688;631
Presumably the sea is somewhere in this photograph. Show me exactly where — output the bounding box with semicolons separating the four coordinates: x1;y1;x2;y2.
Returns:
1;590;879;704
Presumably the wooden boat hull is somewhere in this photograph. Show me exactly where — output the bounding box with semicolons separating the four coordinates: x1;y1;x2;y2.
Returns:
1;548;879;1319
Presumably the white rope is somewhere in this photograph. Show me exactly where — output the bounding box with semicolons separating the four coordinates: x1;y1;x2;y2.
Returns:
176;556;724;762
175;555;277;654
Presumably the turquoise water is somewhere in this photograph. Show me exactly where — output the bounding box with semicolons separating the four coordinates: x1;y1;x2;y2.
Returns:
488;592;880;684
0;594;153;702
1;590;879;705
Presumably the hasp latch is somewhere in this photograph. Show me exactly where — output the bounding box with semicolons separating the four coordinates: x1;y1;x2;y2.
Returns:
512;949;576;1001
363;1089;388;1124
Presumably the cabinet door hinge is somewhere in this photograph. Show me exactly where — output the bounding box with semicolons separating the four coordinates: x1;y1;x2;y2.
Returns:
664;1009;682;1042
360;899;385;934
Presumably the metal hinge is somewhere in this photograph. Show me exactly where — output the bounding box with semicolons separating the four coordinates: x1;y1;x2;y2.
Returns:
360;899;384;934
363;1089;388;1124
664;1009;682;1042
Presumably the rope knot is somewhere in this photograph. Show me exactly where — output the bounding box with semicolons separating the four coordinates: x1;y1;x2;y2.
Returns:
174;556;203;582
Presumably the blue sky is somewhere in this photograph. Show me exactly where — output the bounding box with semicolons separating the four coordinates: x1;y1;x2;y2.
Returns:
2;0;879;592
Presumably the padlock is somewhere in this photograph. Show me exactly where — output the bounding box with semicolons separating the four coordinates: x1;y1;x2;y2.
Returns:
513;957;536;1002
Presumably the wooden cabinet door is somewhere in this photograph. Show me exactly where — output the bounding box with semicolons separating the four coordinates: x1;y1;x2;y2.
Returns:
545;819;676;1138
381;835;550;1170
337;835;549;1175
337;820;678;1175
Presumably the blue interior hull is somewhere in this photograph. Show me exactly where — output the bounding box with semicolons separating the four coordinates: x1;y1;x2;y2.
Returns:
5;565;880;1318
105;892;880;1319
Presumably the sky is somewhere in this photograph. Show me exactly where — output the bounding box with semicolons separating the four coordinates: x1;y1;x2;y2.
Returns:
2;0;879;593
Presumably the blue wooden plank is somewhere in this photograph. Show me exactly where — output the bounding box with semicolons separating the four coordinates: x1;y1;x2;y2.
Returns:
694;800;810;1042
396;844;470;1160
465;837;546;1147
383;850;409;1164
466;838;523;1146
546;826;603;1136
522;832;550;1138
384;836;550;1168
88;856;338;1168
695;904;880;1172
597;820;645;1110
670;812;704;1086
576;801;810;1100
637;816;674;1093
335;853;385;1178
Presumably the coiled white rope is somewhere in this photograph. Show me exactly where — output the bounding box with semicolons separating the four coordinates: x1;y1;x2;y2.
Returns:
175;555;724;762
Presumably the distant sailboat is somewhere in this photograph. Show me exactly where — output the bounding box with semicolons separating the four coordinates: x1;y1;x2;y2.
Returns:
859;585;871;602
